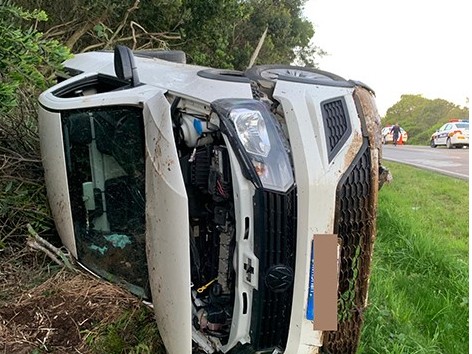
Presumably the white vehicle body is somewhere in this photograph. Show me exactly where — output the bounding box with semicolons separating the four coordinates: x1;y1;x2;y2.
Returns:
38;47;383;354
430;121;469;148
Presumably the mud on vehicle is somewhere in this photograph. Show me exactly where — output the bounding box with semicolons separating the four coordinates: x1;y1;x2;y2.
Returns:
38;46;386;354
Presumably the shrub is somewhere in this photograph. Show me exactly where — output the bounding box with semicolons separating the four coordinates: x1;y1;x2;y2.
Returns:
0;2;70;247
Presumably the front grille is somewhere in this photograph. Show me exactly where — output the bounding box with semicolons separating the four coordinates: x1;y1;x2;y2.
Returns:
250;188;297;351
322;141;374;354
322;98;351;162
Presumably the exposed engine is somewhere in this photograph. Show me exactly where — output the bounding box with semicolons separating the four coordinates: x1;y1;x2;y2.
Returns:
174;106;236;349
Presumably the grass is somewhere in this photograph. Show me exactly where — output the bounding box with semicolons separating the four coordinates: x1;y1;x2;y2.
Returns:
85;307;165;354
358;162;469;354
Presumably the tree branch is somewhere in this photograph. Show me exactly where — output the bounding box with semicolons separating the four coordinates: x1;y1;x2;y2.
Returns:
105;0;141;49
248;26;268;69
66;12;109;51
81;32;180;53
27;223;75;271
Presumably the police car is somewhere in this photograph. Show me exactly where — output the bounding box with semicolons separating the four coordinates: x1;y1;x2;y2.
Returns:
430;120;469;148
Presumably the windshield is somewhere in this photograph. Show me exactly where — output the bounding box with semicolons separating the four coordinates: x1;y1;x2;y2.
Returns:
62;106;149;298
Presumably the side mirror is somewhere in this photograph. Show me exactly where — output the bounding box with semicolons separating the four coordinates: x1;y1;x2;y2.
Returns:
114;45;140;87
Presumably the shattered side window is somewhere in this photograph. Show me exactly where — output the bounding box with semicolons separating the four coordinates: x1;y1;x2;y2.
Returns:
62;106;149;298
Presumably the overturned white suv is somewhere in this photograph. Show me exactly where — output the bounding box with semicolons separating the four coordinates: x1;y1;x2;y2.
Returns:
38;46;384;354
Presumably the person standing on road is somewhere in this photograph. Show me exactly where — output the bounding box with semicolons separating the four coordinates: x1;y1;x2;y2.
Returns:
390;123;401;146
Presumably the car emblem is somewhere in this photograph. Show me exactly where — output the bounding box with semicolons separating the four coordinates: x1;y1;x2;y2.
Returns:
265;265;294;292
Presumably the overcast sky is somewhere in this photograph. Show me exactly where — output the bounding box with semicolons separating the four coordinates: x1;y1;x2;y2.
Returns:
303;0;469;116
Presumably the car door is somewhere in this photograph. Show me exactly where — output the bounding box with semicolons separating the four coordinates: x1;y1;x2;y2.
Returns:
39;74;192;353
436;124;450;145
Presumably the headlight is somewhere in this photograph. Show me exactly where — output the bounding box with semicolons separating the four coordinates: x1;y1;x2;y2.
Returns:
230;109;270;157
214;100;294;193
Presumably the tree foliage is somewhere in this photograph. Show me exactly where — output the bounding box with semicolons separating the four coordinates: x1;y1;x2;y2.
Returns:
13;0;322;69
0;2;70;246
0;2;70;112
383;94;469;145
177;0;319;69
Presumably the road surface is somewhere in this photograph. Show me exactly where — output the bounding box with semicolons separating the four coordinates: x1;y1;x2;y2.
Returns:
381;144;469;180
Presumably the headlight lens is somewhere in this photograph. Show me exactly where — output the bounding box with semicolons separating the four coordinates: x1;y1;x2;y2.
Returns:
228;107;294;192
230;109;270;157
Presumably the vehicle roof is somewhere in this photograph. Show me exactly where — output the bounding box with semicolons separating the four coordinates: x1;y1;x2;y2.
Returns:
442;121;469;127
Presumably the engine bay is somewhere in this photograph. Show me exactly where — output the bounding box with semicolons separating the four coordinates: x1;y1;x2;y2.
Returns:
173;103;238;349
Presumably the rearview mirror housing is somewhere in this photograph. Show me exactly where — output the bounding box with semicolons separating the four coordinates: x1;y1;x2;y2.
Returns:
114;45;140;87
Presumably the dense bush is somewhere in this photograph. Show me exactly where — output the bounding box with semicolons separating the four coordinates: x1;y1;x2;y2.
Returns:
0;2;70;247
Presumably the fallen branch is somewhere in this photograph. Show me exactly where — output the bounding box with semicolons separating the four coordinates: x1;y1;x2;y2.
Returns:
81;32;180;53
26;223;75;271
66;12;110;51
44;19;78;38
105;0;141;48
248;26;268;69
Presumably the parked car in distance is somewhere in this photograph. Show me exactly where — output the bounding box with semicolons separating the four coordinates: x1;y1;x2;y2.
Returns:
381;125;408;144
430;120;469;149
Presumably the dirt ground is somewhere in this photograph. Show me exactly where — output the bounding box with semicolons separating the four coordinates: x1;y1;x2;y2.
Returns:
0;246;150;354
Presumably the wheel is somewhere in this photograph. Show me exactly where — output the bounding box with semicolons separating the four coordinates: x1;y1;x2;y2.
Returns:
430;139;436;148
245;65;347;93
197;69;250;83
446;138;454;149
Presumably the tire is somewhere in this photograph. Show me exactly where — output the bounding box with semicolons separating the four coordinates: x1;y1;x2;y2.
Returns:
245;65;348;94
430;139;436;148
197;69;250;83
133;50;186;64
446;138;453;149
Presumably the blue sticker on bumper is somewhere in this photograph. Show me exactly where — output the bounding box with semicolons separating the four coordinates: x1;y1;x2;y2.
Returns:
306;241;314;320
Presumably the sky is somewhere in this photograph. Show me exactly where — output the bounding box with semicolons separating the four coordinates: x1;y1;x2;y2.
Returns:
303;0;469;116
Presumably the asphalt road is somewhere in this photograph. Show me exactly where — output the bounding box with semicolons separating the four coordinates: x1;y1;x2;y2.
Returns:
381;144;469;180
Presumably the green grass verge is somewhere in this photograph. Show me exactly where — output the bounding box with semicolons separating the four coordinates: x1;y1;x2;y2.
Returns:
85;307;165;354
358;162;469;354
